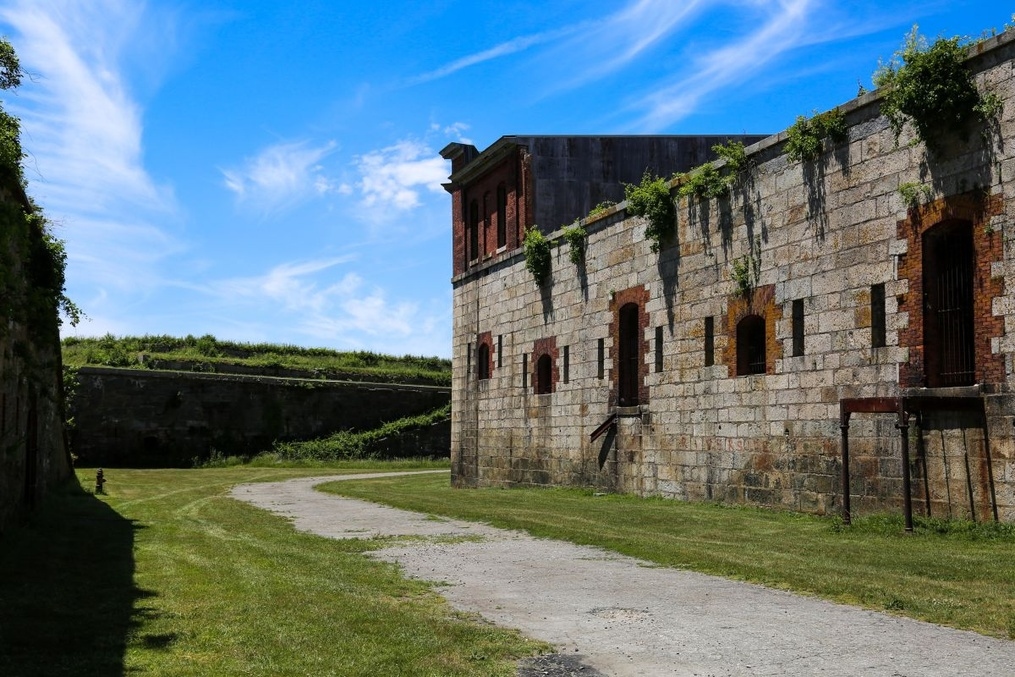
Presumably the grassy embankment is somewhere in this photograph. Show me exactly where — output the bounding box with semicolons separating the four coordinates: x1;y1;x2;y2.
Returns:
322;472;1015;640
62;334;451;386
0;464;544;677
62;334;453;461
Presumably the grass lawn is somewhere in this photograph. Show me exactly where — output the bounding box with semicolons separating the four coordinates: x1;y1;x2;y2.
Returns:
0;462;545;677
320;472;1015;640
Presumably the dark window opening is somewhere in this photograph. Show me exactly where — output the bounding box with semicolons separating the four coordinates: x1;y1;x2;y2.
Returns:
654;326;663;373
704;317;715;367
736;314;766;376
477;343;490;380
792;299;804;357
871;283;886;348
618;303;641;405
497;184;507;249
923;221;975;386
468;200;479;261
522;354;528;390
497;335;503;368
467;342;472;376
597;338;605;379
563;345;570;383
536;354;553;394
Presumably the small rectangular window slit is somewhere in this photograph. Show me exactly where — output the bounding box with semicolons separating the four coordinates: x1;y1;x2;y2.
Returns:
792;299;804;357
871;283;886;348
704;317;714;367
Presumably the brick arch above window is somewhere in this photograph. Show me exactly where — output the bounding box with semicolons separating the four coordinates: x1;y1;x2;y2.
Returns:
724;284;782;377
476;331;493;381
896;191;1005;387
608;285;650;407
531;336;558;395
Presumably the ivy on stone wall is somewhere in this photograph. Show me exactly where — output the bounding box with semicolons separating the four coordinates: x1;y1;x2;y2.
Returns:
0;39;80;338
523;227;552;284
562;221;587;266
874;27;1002;153
624;171;675;253
784;110;847;163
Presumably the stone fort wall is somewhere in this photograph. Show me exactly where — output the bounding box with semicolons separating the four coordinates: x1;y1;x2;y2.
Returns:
451;33;1015;521
71;367;450;467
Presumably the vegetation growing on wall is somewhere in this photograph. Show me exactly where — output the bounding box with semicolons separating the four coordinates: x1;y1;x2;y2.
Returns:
586;200;616;219
625;171;675;253
270;402;451;460
898;181;934;209
0;39;80;338
562;221;587;266
784;110;848;163
523;227;552;284
676;141;749;200
874;27;1002;152
62;334;452;385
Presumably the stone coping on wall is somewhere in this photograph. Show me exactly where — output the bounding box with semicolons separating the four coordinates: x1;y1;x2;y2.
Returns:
75;365;451;394
449;29;1015;289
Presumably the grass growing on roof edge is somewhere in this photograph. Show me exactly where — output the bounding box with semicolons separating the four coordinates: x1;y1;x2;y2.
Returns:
320;472;1015;640
0;465;542;677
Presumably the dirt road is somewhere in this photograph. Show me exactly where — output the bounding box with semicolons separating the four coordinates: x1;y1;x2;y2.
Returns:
231;472;1015;676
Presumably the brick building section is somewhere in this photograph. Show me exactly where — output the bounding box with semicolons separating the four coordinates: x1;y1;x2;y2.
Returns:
896;192;1006;387
448;33;1015;521
609;285;650;406
476;331;494;379
724;284;784;377
531;336;559;394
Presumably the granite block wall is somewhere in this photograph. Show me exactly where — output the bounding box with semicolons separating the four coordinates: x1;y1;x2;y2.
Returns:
451;33;1015;520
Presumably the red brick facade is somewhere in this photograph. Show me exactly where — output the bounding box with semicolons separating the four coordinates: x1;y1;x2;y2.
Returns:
531;336;559;394
447;149;530;276
609;285;651;406
896;192;1005;387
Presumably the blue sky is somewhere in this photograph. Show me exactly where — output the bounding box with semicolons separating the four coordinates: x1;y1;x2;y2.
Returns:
0;1;1009;358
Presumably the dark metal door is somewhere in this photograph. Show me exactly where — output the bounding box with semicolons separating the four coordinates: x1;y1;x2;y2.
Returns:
925;223;974;387
618;304;640;405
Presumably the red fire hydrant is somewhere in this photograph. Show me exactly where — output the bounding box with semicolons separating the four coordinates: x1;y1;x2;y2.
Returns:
95;468;106;495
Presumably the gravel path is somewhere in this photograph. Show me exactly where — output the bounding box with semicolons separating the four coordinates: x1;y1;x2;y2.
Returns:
231;472;1015;676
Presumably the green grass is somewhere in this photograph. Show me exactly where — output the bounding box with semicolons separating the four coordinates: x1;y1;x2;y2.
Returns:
61;334;451;386
0;462;545;676
319;474;1015;640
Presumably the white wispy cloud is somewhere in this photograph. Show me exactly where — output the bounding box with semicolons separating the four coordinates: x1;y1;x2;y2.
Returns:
409;0;701;90
0;0;184;303
633;0;824;129
408;27;579;84
354;139;447;213
207;256;446;354
222;139;338;212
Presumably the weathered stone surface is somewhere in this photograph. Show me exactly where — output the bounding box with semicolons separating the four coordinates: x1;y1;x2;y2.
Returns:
450;35;1015;520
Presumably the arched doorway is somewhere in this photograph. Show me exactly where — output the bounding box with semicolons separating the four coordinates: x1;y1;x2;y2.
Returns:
618;303;641;405
923;221;974;387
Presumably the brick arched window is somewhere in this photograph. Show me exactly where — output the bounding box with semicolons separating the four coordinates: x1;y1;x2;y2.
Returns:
536;353;553;394
477;342;490;380
496;184;507;249
736;314;766;375
923;220;974;386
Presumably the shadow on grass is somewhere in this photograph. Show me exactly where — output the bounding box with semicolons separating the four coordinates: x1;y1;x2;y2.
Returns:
0;480;158;676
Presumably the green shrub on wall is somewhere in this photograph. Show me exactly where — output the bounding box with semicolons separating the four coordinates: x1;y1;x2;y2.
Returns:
625;171;675;253
562;221;587;266
784;110;848;163
874;27;1002;152
523;227;552;284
